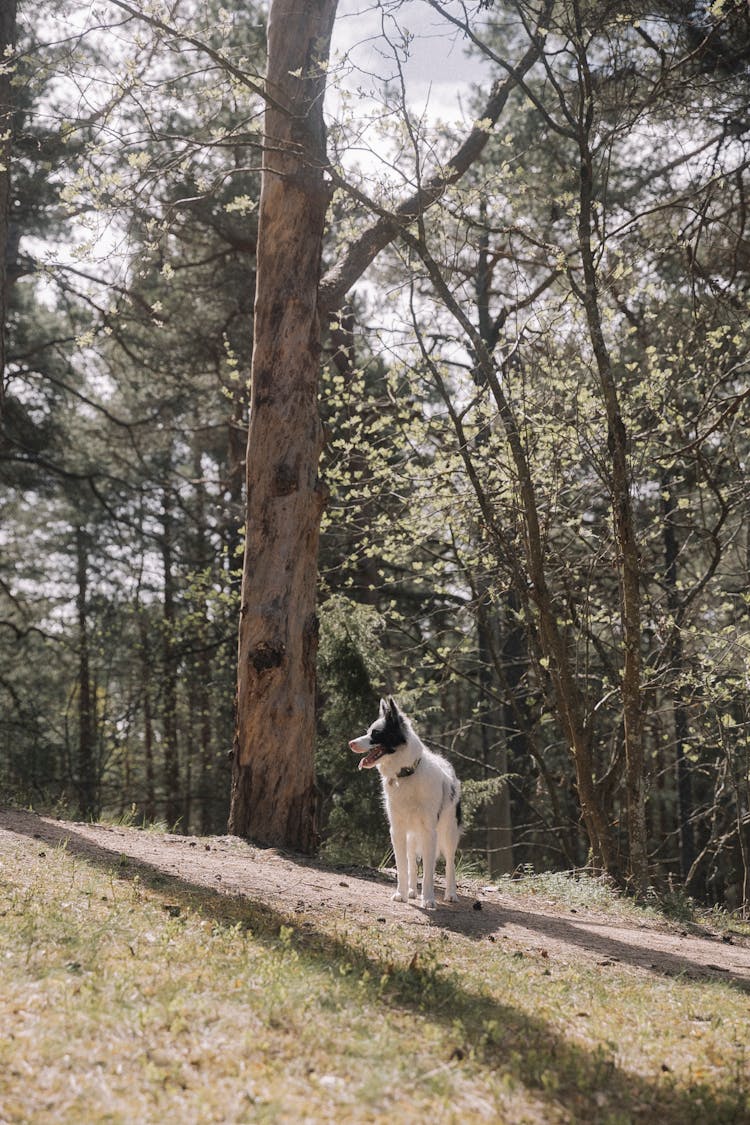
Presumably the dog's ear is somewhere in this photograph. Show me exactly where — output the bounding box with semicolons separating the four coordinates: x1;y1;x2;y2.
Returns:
386;696;399;718
379;697;388;718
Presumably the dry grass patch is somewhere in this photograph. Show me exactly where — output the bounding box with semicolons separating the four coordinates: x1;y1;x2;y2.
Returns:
0;831;748;1124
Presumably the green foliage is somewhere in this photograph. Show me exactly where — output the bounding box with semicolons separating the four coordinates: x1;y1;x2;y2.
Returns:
460;777;512;830
0;0;264;831
315;0;750;897
317;595;386;723
316;595;390;863
3;0;750;906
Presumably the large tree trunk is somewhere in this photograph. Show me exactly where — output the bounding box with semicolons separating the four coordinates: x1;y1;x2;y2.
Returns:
228;0;337;848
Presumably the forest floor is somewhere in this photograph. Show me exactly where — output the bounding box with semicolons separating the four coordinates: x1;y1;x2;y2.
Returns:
2;807;749;986
3;807;750;1124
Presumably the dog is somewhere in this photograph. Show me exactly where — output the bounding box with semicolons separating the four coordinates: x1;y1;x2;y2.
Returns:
349;696;461;908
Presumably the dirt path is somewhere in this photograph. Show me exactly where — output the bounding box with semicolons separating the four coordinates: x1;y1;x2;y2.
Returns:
2;808;749;991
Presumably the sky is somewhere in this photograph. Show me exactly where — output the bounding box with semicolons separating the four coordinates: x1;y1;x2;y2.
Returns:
330;1;491;128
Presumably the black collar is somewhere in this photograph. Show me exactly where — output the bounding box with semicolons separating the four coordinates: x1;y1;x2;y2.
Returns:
396;757;421;779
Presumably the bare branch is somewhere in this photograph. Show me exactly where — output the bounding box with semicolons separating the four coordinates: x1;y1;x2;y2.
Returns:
318;0;553;312
106;0;274;109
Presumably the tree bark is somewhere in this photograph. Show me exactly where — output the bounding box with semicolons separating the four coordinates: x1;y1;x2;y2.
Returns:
473;224;513;875
229;0;337;848
191;439;216;835
140;612;156;823
477;589;514;875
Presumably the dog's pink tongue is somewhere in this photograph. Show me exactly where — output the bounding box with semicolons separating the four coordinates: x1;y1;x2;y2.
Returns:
359;748;382;769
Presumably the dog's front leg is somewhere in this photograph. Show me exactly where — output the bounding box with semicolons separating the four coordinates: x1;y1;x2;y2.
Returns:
390;826;409;902
420;828;438;909
406;834;418;899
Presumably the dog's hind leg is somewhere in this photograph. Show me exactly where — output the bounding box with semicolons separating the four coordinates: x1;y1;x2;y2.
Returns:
440;816;459;903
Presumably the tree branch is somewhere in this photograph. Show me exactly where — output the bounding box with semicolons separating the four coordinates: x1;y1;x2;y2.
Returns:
318;0;553;313
107;0;274;109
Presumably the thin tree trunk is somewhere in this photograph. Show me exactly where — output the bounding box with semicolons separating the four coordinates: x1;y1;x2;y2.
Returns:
662;472;695;880
576;208;648;890
183;704;193;835
473;213;513;875
229;0;337;848
161;484;180;828
192;439;215;835
75;526;96;819
573;7;648;892
0;0;16;422
138;610;156;822
408;229;617;876
477;589;513;875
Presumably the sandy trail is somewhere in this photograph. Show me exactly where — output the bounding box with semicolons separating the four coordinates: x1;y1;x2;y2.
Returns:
2;807;748;991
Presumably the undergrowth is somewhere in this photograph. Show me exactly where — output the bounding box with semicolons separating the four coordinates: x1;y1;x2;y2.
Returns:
494;866;750;939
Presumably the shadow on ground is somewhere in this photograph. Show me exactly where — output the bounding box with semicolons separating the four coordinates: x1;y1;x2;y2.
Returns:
425;896;749;992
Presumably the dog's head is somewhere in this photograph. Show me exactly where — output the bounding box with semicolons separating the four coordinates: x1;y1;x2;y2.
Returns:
349;696;408;770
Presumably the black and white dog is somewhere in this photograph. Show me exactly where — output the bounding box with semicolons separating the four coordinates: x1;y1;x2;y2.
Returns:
349;697;461;908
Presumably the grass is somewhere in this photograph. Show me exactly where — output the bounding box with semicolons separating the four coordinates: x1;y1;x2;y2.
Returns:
1;833;749;1124
492;866;750;939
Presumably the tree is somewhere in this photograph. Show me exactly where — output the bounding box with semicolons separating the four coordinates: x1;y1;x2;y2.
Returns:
0;0;16;417
300;0;750;892
0;0;263;829
227;0;337;848
228;0;551;848
6;0;750;908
